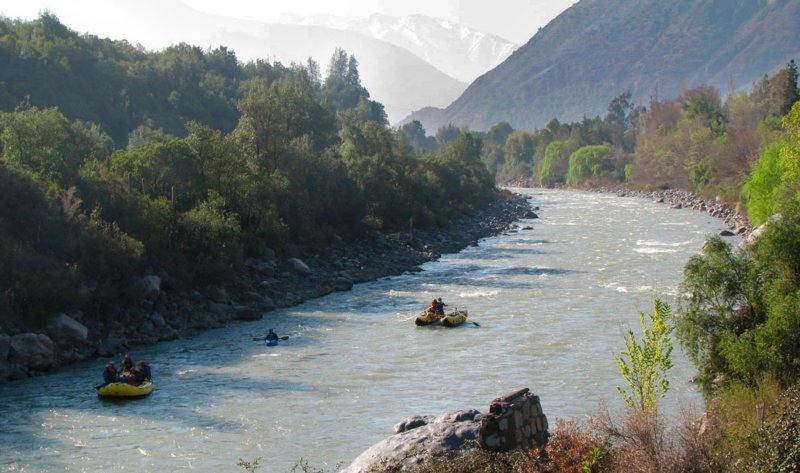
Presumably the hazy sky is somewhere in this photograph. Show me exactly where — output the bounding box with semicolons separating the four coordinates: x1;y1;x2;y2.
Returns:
0;0;577;45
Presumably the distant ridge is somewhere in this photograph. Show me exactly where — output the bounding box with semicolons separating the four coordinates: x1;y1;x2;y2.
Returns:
282;12;517;84
405;0;800;132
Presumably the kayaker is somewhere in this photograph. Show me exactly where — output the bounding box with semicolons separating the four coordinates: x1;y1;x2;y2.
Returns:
103;362;118;383
265;328;279;342
137;360;152;381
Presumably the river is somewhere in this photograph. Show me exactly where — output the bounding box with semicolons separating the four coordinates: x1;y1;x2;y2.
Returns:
0;188;739;472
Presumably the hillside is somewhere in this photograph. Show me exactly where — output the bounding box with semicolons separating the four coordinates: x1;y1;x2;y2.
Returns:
406;0;800;132
0;0;467;125
283;12;517;84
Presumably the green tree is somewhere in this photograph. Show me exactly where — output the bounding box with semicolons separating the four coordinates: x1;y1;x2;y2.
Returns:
566;145;616;186
742;143;786;225
780;58;799;116
0;105;111;186
676;236;762;391
538;140;573;186
398;120;436;154
615;300;674;411
499;129;535;180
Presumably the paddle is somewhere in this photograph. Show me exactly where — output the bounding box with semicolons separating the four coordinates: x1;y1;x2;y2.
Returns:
94;382;109;390
252;335;289;341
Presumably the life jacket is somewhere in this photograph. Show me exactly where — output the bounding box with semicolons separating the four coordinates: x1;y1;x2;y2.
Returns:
138;363;152;380
103;365;118;383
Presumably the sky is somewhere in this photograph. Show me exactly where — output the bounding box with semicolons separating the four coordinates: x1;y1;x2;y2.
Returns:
0;0;577;45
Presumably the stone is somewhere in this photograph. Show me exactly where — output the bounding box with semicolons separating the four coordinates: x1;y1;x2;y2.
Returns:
234;305;262;321
46;313;89;343
394;415;432;433
0;334;10;361
288;257;312;276
138;275;161;301
208;303;233;315
332;276;354;292
342;412;482;473
9;333;57;371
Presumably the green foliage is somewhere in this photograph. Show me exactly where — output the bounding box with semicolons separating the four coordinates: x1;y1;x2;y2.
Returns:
177;190;241;282
236;457;261;473
497;129;535;180
398;120;436;154
745;382;800;473
0;24;502;330
780;59;799;117
566;145;616;186
743;143;786;226
779;101;800;196
538;140;573;186
676;236;761;390
0;105;110;186
615;300;674;411
678;200;800;392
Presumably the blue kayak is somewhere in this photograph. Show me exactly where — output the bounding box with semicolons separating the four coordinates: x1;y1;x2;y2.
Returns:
263;339;278;346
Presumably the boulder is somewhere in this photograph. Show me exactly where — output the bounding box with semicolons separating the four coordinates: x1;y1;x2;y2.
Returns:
138;275;161;301
332;276;354;292
46;313;89;343
0;361;28;382
211;288;230;304
342;410;482;473
0;334;9;361
743;213;782;248
288;257;312;276
237;291;275;310
93;336;126;357
9;333;57;371
234;305;262;321
208;303;233;316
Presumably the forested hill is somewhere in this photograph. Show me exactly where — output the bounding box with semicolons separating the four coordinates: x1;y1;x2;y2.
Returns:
406;0;800;132
0;13;502;333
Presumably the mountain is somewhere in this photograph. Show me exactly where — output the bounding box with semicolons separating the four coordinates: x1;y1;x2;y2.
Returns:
13;0;466;125
282;13;517;84
202;23;467;124
405;0;800;132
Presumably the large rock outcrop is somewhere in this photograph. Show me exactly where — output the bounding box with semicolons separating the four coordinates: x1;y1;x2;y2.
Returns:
342;387;548;472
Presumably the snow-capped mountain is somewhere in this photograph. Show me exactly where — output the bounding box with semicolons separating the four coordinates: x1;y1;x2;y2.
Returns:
281;13;518;84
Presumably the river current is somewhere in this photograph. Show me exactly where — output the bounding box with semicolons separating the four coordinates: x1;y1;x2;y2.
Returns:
0;188;739;472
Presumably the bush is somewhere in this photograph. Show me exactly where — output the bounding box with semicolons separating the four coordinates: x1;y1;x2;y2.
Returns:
743;383;800;472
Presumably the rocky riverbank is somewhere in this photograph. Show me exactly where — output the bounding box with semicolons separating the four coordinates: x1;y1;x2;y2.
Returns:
0;191;536;383
506;181;753;235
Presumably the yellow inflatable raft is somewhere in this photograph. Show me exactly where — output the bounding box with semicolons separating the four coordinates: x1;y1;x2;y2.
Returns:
96;380;155;398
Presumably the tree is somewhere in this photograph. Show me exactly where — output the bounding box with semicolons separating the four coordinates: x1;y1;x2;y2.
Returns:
0;105;111;186
781;58;799;117
742;143;786;225
676;236;761;391
499;129;535;180
566;145;616;186
615;300;674;411
398;120;436;154
539;140;573;186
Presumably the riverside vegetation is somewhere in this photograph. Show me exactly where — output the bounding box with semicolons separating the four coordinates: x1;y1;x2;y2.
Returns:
1;13;800;472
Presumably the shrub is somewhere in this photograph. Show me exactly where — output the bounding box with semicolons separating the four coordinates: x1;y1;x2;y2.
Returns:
743;383;800;472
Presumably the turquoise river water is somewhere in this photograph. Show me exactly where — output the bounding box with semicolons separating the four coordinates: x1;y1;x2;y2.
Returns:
0;188;740;472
